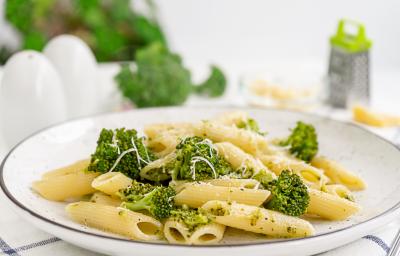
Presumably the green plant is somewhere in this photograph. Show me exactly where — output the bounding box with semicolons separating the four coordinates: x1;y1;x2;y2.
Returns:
2;0;166;64
115;43;227;107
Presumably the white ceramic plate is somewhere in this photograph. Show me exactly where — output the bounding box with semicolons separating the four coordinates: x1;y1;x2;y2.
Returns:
1;107;400;256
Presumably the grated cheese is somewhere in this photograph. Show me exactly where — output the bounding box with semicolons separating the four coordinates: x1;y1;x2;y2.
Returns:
190;156;218;179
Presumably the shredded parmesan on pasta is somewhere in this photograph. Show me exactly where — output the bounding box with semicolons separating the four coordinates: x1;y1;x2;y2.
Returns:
108;130;121;154
190;156;217;180
107;136;150;172
108;148;137;172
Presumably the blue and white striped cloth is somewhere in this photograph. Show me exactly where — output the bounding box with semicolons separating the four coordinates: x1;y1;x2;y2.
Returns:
1;113;399;256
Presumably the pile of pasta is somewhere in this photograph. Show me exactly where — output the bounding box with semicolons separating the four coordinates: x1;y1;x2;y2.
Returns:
32;111;366;245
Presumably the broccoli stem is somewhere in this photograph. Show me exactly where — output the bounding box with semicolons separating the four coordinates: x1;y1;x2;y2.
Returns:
123;190;155;212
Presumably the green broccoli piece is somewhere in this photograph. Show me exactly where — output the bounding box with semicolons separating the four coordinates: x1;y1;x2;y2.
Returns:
170;207;210;233
88;128;156;179
118;180;156;202
122;184;176;219
139;155;176;183
115;43;227;108
172;136;232;181
194;65;226;97
252;169;276;186
264;170;309;217
115;43;192;107
236;118;266;136
280;121;318;162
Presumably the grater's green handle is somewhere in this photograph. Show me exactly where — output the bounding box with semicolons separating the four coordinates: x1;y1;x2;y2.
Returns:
330;19;372;53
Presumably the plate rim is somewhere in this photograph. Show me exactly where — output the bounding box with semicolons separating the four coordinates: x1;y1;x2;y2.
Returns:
1;106;400;248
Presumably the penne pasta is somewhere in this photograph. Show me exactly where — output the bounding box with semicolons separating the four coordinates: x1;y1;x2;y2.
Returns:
174;183;270;208
42;159;90;178
140;153;176;182
258;154;328;190
32;111;368;244
322;184;355;202
163;218;225;245
307;188;360;220
32;170;100;201
146;133;180;157
189;222;226;245
66;202;162;241
144;123;194;140
90;192;122;207
215;142;276;179
195;122;271;155
201;200;315;238
91;172;133;196
311;156;366;191
206;178;260;189
212;111;249;126
145;123;195;157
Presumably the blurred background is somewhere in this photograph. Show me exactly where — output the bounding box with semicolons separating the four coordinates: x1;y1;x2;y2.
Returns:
0;0;399;155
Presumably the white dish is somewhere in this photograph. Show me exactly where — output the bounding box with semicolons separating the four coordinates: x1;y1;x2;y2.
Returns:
1;107;400;256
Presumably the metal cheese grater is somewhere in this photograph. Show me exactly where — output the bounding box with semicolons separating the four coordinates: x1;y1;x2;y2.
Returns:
327;19;372;108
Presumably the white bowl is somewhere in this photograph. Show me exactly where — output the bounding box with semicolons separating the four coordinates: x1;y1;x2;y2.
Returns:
1;107;400;256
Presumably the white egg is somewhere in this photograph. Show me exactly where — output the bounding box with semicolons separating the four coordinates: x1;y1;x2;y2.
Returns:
0;50;67;148
43;35;98;118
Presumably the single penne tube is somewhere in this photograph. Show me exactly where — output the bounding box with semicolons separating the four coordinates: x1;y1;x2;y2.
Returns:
311;156;366;191
215;142;276;179
189;222;226;245
42;159;90;178
206;178;261;189
146;133;180;157
195;122;271;155
322;184;355;202
66;202;162;241
163;218;192;244
32;170;100;201
144;123;194;139
201;200;315;238
90;192;122;207
91;172;132;196
163;219;225;245
307;188;360;220
169;180;189;193
174;183;270;208
212;111;248;126
140;153;176;182
258;154;328;190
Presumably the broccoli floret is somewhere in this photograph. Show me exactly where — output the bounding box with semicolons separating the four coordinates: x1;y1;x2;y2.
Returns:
115;43;227;108
194;66;226;97
122;185;176;219
264;170;309;217
115;43;192;107
118;180;156;202
172;136;232;181
252;169;276;186
236;118;266;136
88;128;156;179
280;121;318;162
170;207;210;233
